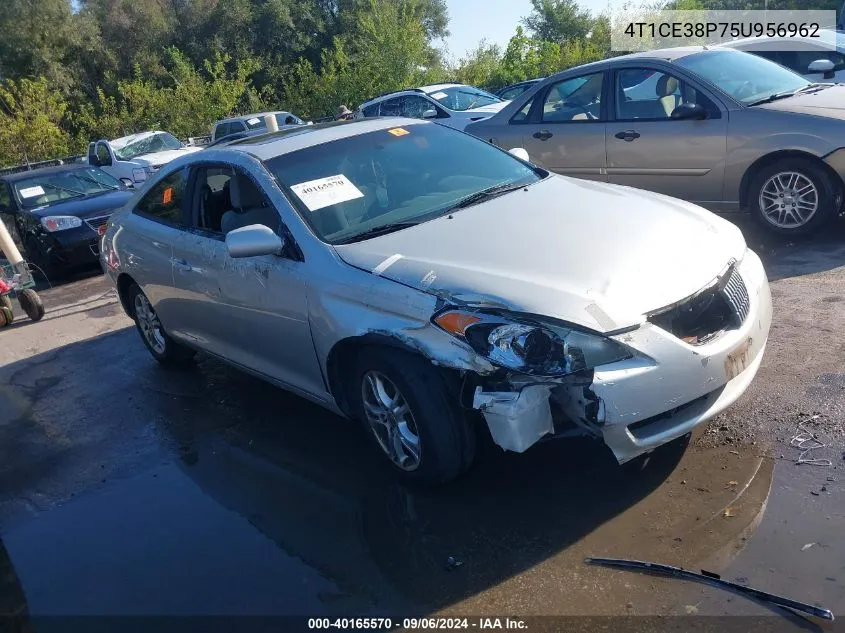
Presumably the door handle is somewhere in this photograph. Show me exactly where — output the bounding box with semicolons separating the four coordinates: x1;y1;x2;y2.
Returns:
533;130;553;141
615;130;641;142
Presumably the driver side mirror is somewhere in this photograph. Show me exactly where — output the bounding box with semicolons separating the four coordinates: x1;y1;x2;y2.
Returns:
422;109;438;119
225;224;285;258
119;178;134;189
671;102;707;120
808;58;835;79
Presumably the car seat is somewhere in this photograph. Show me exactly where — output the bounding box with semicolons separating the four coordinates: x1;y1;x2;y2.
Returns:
220;174;280;234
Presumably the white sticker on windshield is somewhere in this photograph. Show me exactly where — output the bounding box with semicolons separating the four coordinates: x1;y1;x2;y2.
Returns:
291;175;364;212
430;91;448;100
19;186;45;198
247;117;262;125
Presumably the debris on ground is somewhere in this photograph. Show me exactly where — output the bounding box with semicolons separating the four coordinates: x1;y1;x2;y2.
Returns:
790;423;833;467
445;556;464;571
723;508;735;518
810;490;820;496
801;543;816;551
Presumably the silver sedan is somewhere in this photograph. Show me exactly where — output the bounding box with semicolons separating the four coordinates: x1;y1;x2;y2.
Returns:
466;46;845;236
101;119;771;484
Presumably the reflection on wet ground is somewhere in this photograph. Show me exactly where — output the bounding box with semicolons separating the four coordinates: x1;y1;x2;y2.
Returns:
0;326;769;620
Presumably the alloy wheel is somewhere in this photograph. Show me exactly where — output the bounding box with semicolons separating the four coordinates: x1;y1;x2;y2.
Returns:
361;371;421;471
759;171;819;229
133;293;166;355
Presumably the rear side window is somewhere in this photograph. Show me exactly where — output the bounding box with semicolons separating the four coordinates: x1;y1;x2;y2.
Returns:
134;169;187;226
214;123;231;139
362;103;380;117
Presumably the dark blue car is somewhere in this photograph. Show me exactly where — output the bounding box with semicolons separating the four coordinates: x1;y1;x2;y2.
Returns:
0;164;134;279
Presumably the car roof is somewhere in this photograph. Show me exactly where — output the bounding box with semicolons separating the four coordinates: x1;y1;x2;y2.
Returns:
541;46;714;82
2;163;90;183
221;118;425;161
418;83;462;93
719;29;842;48
217;111;292;125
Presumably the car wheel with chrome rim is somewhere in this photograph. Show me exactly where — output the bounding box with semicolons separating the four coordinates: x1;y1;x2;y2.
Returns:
128;283;195;366
749;158;838;236
351;348;475;484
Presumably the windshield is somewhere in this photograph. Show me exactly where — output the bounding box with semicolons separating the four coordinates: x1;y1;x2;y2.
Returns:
14;167;122;208
676;49;810;105
266;123;543;244
114;132;183;160
426;86;502;111
243;113;304;131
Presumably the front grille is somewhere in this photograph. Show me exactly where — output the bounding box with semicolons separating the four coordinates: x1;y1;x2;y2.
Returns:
648;263;750;345
722;265;750;325
84;215;110;231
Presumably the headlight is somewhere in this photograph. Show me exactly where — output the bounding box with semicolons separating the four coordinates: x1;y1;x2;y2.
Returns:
132;168;147;182
433;309;631;377
40;216;82;232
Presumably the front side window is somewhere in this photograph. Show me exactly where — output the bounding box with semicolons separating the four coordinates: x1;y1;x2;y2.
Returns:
114;133;183;161
427;85;502;111
215;123;231;139
190;165;279;236
402;95;437;119
379;97;403;117
14;167;121;209
499;85;528;101
362;103;380;117
616;68;717;120
275;113;304;127
676;49;810;104
265;123;544;244
135;169;187;225
541;73;603;122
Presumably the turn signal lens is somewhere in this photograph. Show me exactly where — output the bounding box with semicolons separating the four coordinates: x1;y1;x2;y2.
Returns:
434;311;481;335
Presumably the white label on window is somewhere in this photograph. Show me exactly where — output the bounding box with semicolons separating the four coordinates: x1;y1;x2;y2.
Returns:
291;174;364;212
430;91;448;100
19;186;45;198
247;117;261;125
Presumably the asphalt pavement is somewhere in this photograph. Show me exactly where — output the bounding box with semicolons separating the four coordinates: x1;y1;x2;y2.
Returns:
0;216;844;632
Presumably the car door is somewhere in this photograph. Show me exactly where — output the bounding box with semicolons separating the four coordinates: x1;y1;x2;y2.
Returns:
605;66;729;206
517;71;608;181
170;162;325;398
123;168;190;330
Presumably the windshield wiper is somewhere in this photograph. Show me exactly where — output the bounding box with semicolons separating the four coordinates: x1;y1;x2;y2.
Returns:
75;174;118;190
747;83;831;106
586;557;834;621
335;222;419;244
446;182;528;212
41;184;86;197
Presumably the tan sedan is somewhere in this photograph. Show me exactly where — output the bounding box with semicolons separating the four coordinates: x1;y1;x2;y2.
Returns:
466;46;845;236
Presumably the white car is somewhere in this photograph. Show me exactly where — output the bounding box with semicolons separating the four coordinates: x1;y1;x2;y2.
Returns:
355;84;510;131
87;131;202;186
719;30;845;83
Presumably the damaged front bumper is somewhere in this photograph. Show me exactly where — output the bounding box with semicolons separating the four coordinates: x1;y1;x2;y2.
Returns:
471;249;772;464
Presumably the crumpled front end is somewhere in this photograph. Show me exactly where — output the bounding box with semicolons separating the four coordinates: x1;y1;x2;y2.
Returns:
467;249;771;463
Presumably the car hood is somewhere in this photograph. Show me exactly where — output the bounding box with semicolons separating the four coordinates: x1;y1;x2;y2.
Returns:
29;190;134;219
334;177;747;333
132;147;202;166
759;85;845;120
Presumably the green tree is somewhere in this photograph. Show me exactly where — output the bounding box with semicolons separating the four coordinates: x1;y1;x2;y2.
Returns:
523;0;595;43
0;78;72;166
453;42;504;89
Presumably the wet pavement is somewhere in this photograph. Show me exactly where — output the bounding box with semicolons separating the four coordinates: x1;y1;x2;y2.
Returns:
1;217;845;631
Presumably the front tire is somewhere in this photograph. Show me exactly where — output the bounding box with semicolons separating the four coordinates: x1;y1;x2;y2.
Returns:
128;283;194;366
749;158;839;236
351;348;475;485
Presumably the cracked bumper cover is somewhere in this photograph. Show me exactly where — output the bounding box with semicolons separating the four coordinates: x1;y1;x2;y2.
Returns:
472;249;772;463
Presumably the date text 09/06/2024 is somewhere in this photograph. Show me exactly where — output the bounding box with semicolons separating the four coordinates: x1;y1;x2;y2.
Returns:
623;21;821;39
307;617;529;630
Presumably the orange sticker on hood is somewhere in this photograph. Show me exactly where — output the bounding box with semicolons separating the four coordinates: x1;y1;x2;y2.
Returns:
387;128;410;137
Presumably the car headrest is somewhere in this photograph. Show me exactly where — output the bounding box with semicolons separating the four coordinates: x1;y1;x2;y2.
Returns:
229;173;264;209
656;75;679;98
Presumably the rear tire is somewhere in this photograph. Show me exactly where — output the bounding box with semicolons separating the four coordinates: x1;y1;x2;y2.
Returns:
748;157;839;236
350;347;475;485
18;289;44;322
127;283;195;366
0;294;11;312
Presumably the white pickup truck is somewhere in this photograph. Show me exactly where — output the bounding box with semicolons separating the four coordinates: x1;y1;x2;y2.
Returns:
87;131;202;186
